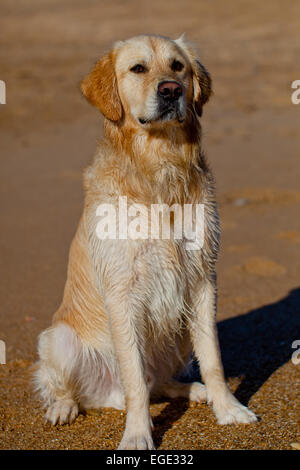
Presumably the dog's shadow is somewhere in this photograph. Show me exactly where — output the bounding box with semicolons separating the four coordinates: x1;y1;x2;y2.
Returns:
152;287;300;447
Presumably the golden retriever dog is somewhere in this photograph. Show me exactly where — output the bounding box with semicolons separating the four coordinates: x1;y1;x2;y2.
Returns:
34;34;257;450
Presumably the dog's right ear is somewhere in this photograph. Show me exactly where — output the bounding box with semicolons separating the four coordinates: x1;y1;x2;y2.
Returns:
81;53;122;122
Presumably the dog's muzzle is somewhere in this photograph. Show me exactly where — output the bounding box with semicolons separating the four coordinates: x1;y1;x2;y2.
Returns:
138;81;185;125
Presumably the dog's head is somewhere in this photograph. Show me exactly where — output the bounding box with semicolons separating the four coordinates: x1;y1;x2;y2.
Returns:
81;34;212;127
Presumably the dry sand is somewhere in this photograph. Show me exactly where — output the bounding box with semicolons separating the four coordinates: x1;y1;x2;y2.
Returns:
0;0;299;450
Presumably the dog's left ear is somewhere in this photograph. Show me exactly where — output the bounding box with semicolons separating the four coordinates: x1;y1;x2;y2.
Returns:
81;52;122;122
174;36;212;117
191;60;212;117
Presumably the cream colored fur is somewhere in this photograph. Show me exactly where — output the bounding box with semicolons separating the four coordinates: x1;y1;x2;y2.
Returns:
34;34;257;450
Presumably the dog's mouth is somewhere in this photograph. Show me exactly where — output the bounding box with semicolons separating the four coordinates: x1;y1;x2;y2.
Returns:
138;107;185;125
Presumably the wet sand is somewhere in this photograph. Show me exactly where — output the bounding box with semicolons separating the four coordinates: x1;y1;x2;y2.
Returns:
0;0;299;450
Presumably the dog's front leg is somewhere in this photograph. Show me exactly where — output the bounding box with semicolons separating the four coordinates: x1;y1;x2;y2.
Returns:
105;295;155;450
190;279;257;425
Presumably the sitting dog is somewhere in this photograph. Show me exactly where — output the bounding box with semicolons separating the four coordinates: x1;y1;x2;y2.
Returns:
34;34;257;450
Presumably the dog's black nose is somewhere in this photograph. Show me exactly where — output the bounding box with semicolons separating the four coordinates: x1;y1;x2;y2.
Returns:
158;81;182;101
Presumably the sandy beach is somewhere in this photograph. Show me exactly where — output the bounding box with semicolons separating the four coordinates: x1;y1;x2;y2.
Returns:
0;0;299;449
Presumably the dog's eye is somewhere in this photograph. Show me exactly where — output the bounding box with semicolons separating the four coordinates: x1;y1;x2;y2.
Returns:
171;60;184;72
130;64;146;73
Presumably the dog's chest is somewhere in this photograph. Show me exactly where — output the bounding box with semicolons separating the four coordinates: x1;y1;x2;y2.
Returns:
133;236;204;335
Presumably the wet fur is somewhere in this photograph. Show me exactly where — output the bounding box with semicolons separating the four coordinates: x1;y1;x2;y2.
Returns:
34;34;257;449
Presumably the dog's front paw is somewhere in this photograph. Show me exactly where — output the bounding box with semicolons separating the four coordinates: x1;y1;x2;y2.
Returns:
45;399;79;425
118;433;155;450
214;396;257;425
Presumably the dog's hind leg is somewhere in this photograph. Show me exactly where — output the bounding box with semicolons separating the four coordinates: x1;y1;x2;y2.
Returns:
34;322;80;425
154;380;207;403
151;335;207;403
44;398;79;426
